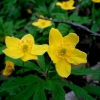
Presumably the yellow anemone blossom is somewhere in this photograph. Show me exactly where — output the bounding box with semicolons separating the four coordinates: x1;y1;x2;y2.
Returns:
2;60;14;76
48;28;87;78
2;34;48;62
92;0;100;3
32;16;52;28
56;0;75;10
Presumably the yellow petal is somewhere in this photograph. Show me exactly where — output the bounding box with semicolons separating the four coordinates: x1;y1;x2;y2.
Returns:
48;46;59;63
32;19;43;27
2;47;24;59
68;49;87;65
69;0;75;6
21;52;37;62
5;36;20;48
32;22;39;26
2;60;14;76
5;60;14;70
3;69;13;76
56;2;62;6
56;59;71;78
21;34;34;44
49;28;63;46
64;33;79;48
31;44;48;55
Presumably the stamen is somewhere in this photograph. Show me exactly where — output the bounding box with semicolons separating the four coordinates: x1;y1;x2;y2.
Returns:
18;39;33;52
23;45;28;52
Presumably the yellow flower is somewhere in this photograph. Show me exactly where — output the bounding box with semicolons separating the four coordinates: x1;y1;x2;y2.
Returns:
48;28;87;78
92;0;100;3
2;34;48;62
32;16;52;28
56;0;75;10
2;60;14;76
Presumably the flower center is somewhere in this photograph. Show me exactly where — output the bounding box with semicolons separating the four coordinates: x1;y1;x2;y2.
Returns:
58;48;67;58
23;44;28;52
18;40;33;52
63;2;68;7
41;21;45;26
57;42;72;59
59;48;66;55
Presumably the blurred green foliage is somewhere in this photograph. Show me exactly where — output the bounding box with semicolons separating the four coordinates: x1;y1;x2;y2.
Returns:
0;0;100;100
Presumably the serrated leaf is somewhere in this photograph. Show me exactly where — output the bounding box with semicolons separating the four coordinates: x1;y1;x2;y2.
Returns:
10;84;37;100
84;85;100;97
0;74;41;92
24;61;42;73
53;81;65;100
48;0;57;13
57;23;69;36
60;81;95;100
43;80;54;91
33;83;47;100
69;11;92;24
55;13;67;20
71;67;100;75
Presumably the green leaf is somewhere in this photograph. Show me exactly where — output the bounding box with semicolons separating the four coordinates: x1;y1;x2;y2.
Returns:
5;56;42;73
91;22;98;32
4;21;14;36
33;83;47;100
60;81;95;100
57;23;69;36
34;0;45;6
0;74;41;92
14;19;26;30
24;61;42;73
69;11;92;24
35;4;48;14
48;0;57;13
43;80;54;91
92;75;100;81
53;81;65;100
5;56;23;66
27;26;37;38
36;55;46;71
71;67;100;75
0;46;6;55
10;84;37;100
55;13;67;20
84;85;100;97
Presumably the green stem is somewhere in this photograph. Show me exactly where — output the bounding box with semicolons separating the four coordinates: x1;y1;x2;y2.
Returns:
46;61;52;79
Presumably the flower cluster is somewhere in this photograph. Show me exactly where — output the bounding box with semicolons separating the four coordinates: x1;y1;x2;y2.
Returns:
2;28;87;78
